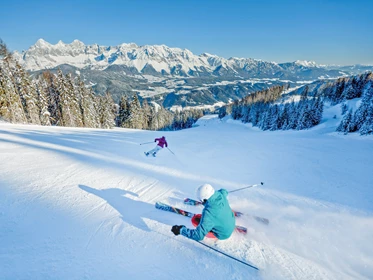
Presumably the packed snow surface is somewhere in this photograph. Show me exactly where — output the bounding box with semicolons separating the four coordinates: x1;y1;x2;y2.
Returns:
1;112;372;280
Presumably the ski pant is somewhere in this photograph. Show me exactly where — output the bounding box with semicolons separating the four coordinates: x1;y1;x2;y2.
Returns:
147;145;162;155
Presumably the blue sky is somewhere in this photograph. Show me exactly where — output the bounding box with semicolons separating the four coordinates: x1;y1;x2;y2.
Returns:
1;0;372;65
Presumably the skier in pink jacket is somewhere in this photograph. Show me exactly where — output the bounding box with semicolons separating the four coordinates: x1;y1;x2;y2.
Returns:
145;136;168;157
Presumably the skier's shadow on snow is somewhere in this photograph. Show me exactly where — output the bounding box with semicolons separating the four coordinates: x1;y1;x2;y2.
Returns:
79;185;174;233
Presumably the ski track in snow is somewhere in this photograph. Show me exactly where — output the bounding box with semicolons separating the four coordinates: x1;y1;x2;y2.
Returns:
1;111;373;280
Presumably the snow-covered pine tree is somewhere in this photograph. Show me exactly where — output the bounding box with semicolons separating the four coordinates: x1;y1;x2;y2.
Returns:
27;80;43;125
155;105;173;130
87;87;100;127
259;106;271;130
269;105;280;131
57;70;75;126
296;100;312;130
149;105;160;130
0;57;27;123
241;105;251;123
77;77;99;128
13;62;41;125
296;101;312;130
117;95;129;127
295;90;310;130
279;103;290;129
231;101;242;120
61;73;83;127
54;69;67;126
98;91;115;129
128;93;143;129
351;81;373;132
350;76;363;99
285;102;297;130
70;73;84;127
309;97;323;126
0;64;9;119
180;111;191;129
341;103;348;115
36;79;51;126
249;103;262;127
40;71;60;125
359;116;373;135
341;82;357;101
336;109;353;134
141;99;152;130
333;78;346;104
171;109;181;130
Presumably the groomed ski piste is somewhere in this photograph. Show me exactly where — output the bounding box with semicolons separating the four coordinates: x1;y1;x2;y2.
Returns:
1;102;372;280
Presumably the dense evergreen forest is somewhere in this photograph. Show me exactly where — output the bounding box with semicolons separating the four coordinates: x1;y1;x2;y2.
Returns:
0;40;203;130
221;73;373;135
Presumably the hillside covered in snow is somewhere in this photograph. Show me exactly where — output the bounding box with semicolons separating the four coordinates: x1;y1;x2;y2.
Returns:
1;106;372;279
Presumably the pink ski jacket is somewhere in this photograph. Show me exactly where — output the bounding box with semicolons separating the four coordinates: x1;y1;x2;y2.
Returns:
155;137;168;148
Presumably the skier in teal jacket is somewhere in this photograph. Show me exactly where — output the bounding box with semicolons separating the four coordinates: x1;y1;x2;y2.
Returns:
171;184;236;241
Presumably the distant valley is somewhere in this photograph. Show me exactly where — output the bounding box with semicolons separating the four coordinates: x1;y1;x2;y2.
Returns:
14;39;373;109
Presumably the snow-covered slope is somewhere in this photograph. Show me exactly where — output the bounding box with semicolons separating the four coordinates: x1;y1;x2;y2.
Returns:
1;106;372;279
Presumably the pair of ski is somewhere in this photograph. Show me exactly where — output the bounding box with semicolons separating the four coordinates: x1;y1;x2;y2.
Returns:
155;201;248;234
155;198;269;235
184;198;269;225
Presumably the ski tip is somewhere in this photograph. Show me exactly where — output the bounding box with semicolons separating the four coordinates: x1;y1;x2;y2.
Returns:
235;225;248;234
184;198;201;205
234;211;244;217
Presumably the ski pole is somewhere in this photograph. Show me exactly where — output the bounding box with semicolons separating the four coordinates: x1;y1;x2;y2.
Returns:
167;147;175;155
140;141;154;145
229;182;264;193
196;241;259;270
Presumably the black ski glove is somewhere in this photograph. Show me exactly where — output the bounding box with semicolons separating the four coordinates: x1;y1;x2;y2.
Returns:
171;225;183;236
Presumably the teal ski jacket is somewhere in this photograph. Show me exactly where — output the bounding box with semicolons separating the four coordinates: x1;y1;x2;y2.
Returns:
180;189;235;241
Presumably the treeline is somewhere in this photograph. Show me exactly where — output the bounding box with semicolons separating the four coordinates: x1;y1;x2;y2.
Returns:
220;72;373;135
218;83;324;131
317;72;373;105
308;72;373;135
116;94;203;130
0;40;203;130
218;84;290;119
335;77;373;135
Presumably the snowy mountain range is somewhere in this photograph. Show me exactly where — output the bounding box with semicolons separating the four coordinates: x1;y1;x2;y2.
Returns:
15;39;343;78
14;39;373;108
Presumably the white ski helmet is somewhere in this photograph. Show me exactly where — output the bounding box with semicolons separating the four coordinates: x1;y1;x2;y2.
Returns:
197;184;215;202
